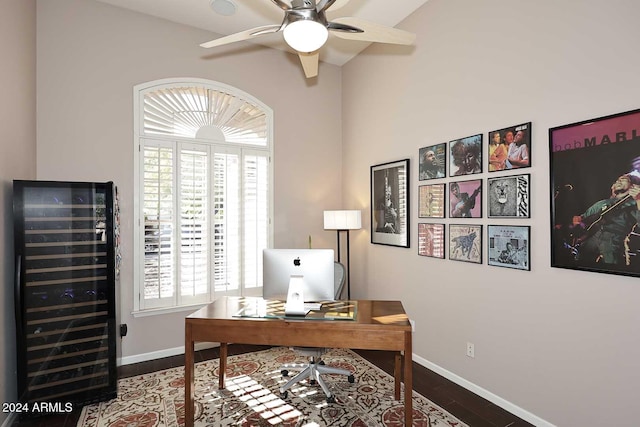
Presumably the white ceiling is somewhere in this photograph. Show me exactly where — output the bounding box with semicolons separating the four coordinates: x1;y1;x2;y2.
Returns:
94;0;428;66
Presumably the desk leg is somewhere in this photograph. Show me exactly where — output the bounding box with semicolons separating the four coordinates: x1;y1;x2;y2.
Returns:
404;330;413;426
185;323;195;427
394;352;401;400
219;342;228;389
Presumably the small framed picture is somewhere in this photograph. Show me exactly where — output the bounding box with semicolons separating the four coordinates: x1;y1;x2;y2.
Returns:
487;174;531;218
488;225;531;270
449;224;482;264
449;134;483;176
370;159;410;248
418;143;446;180
488;122;531;171
419;184;446;218
450;179;482;218
418;223;445;258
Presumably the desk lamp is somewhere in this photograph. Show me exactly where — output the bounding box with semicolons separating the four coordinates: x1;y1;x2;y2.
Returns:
323;210;361;299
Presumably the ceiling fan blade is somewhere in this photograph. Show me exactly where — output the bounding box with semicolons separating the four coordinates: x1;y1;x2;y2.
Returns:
200;25;281;49
298;51;319;78
269;0;290;11
317;0;349;13
327;21;363;33
330;17;416;45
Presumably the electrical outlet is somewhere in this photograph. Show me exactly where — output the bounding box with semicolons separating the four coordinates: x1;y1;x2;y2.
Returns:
409;319;416;332
466;342;475;358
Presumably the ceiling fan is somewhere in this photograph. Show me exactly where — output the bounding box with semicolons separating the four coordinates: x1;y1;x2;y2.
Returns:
200;0;416;78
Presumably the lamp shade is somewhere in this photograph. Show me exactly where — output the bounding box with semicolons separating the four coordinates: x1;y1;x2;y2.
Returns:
324;210;362;230
283;20;329;53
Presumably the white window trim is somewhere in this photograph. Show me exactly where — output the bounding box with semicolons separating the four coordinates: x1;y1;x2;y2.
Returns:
132;78;274;315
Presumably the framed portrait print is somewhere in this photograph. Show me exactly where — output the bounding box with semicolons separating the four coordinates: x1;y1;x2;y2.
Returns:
449;224;482;263
450;179;482;218
549;108;640;277
418;143;446;180
449;134;482;177
488;174;530;218
418;223;445;258
488;225;530;270
419;184;446;218
488;122;531;171
371;159;410;248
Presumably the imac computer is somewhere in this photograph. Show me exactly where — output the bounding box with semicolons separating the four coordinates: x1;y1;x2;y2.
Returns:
263;249;335;313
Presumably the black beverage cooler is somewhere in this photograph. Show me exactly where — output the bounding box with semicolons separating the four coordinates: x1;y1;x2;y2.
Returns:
13;180;118;414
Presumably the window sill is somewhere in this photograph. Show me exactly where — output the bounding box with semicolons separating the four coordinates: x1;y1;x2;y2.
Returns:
131;302;211;318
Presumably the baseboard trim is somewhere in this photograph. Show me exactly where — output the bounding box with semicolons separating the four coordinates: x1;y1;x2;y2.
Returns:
412;353;554;427
118;342;217;366
119;345;553;426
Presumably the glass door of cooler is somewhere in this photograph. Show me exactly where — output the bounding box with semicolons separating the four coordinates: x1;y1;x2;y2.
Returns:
14;180;117;410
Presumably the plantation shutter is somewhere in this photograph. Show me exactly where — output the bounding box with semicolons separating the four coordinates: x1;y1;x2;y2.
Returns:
179;145;210;304
142;142;176;308
243;151;269;290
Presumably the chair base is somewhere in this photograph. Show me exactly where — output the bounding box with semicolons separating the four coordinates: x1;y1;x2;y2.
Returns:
279;358;355;402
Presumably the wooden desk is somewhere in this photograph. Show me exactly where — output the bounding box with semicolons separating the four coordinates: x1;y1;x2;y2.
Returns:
184;296;413;426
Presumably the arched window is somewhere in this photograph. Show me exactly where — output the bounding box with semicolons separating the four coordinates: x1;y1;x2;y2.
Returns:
133;78;273;313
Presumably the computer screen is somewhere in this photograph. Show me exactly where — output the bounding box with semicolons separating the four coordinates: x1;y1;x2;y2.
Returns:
263;249;335;302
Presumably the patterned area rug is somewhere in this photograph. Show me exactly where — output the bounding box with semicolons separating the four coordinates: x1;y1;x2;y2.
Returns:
78;347;468;427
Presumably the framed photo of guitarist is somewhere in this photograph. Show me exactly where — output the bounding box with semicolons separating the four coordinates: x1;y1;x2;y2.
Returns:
550;108;640;277
450;179;482;218
488;225;530;270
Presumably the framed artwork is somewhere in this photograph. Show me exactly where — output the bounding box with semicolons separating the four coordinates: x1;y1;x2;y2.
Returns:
487;174;530;218
488;225;530;270
449;179;482;218
418;223;445;258
449;134;483;176
488;122;532;171
549;108;640;277
449;224;482;263
418;143;446;180
419;184;446;218
370;159;410;248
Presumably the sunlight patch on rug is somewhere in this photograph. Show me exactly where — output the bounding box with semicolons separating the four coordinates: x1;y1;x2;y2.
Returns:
78;347;468;426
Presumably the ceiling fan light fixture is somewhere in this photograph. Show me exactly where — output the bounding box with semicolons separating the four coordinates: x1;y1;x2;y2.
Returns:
283;20;328;53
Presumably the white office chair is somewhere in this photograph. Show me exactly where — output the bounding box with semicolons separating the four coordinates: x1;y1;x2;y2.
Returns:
278;262;355;402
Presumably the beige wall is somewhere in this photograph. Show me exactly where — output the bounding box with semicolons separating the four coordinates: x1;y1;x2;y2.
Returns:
6;0;640;426
342;0;640;426
0;0;37;422
36;0;343;359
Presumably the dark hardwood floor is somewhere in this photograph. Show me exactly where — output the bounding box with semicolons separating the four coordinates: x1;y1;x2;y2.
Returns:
10;344;534;427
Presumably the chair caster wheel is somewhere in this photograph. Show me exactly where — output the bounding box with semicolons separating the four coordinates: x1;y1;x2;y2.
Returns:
280;391;288;399
281;370;289;377
348;375;355;383
326;395;336;403
319;360;325;365
309;379;317;385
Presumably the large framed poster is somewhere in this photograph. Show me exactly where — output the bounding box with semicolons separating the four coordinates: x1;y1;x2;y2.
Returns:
549;108;640;276
371;159;410;248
